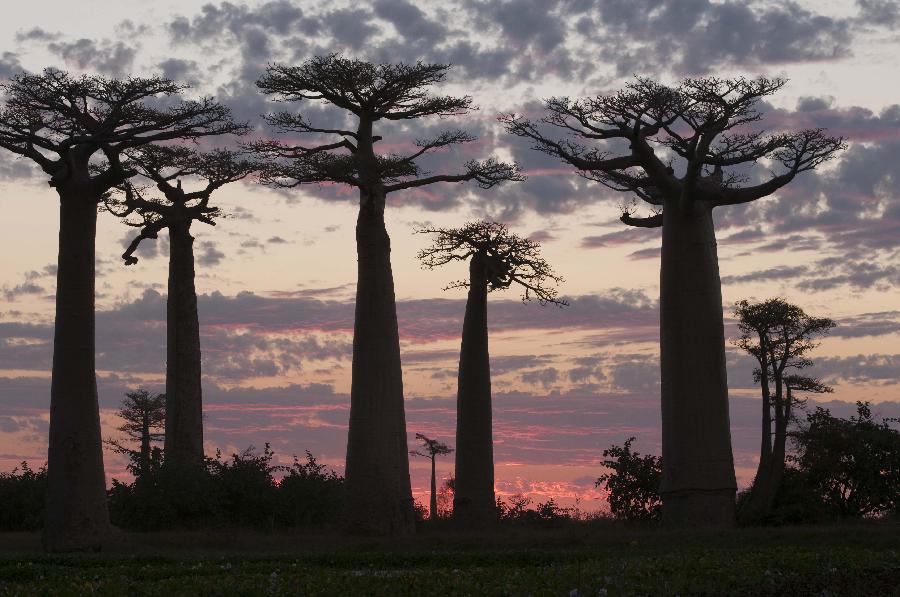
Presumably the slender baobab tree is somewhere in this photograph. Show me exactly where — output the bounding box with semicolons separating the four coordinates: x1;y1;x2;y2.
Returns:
502;77;844;525
0;69;245;551
410;433;453;520
252;55;522;535
733;298;834;519
104;389;166;477
106;146;257;471
417;221;564;526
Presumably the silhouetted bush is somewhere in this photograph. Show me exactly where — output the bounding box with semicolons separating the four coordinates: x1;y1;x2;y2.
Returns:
108;444;344;531
595;437;662;521
791;402;899;518
495;494;574;527
0;462;47;531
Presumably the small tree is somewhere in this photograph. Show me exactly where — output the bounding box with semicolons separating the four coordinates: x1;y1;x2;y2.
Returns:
733;298;835;519
417;221;564;526
595;437;662;521
0;69;245;551
792;402;900;518
503;77;844;526
107;146;257;470
104;389;166;477
252;55;521;535
410;433;453;520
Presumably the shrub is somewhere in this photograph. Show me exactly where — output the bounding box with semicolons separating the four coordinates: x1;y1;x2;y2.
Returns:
595;437;662;521
0;462;47;531
108;444;344;531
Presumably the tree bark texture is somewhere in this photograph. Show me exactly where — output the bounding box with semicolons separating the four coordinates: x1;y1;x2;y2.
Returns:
659;201;737;526
343;188;415;535
164;220;204;470
43;193;110;552
452;252;496;527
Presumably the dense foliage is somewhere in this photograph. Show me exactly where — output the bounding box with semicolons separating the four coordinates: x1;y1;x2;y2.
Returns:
107;445;344;531
595;438;663;521
0;462;46;531
791;402;900;518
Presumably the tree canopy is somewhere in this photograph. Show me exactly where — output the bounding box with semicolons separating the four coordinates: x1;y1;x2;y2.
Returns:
416;221;565;305
501;76;845;225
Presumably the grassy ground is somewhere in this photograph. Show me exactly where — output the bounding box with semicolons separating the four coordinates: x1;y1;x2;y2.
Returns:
0;523;898;596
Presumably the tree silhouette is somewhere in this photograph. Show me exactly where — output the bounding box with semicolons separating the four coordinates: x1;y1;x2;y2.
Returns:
0;69;245;551
252;55;522;535
793;402;900;518
502;76;844;526
410;433;453;520
106;146;258;471
595;437;662;521
104;389;166;477
417;221;564;526
733;298;835;520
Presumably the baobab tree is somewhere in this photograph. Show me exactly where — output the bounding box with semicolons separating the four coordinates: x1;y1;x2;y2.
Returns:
106;146;258;471
502;77;844;525
104;389;166;477
417;221;564;526
410;433;453;520
252;55;522;535
733;298;834;520
0;69;245;551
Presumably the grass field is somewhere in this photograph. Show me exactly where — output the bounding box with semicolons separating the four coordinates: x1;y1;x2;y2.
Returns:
0;524;898;596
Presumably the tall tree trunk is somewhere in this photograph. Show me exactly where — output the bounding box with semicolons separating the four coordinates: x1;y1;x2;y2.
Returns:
453;252;496;527
742;361;773;518
43;193;110;552
343;186;414;535
430;456;438;520
659;201;736;526
164;221;204;470
766;383;790;510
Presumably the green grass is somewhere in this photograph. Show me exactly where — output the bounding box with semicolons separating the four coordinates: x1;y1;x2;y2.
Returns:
1;524;898;596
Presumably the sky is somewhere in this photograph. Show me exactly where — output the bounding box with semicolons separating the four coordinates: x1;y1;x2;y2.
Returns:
1;0;900;513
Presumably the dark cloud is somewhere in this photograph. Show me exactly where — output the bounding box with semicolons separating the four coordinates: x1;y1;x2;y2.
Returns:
722;265;809;286
594;0;852;75
196;240;225;267
47;38;136;77
157;58;203;86
856;0;900;27
14;28;60;43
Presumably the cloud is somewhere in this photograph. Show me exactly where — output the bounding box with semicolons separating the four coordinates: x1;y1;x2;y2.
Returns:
593;0;852;75
196;240;225;266
47;38;136;77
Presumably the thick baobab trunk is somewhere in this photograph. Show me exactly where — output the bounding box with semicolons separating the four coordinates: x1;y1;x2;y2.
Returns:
453;252;495;527
343;187;414;535
44;193;110;552
659;201;736;526
164;220;204;470
430;457;438;520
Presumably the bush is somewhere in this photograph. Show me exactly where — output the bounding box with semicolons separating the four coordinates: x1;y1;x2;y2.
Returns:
108;444;344;531
495;494;574;527
0;462;47;531
595;437;662;521
791;402;900;518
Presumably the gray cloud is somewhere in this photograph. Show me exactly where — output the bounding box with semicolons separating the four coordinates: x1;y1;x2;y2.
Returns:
594;0;852;76
47;38;136;77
